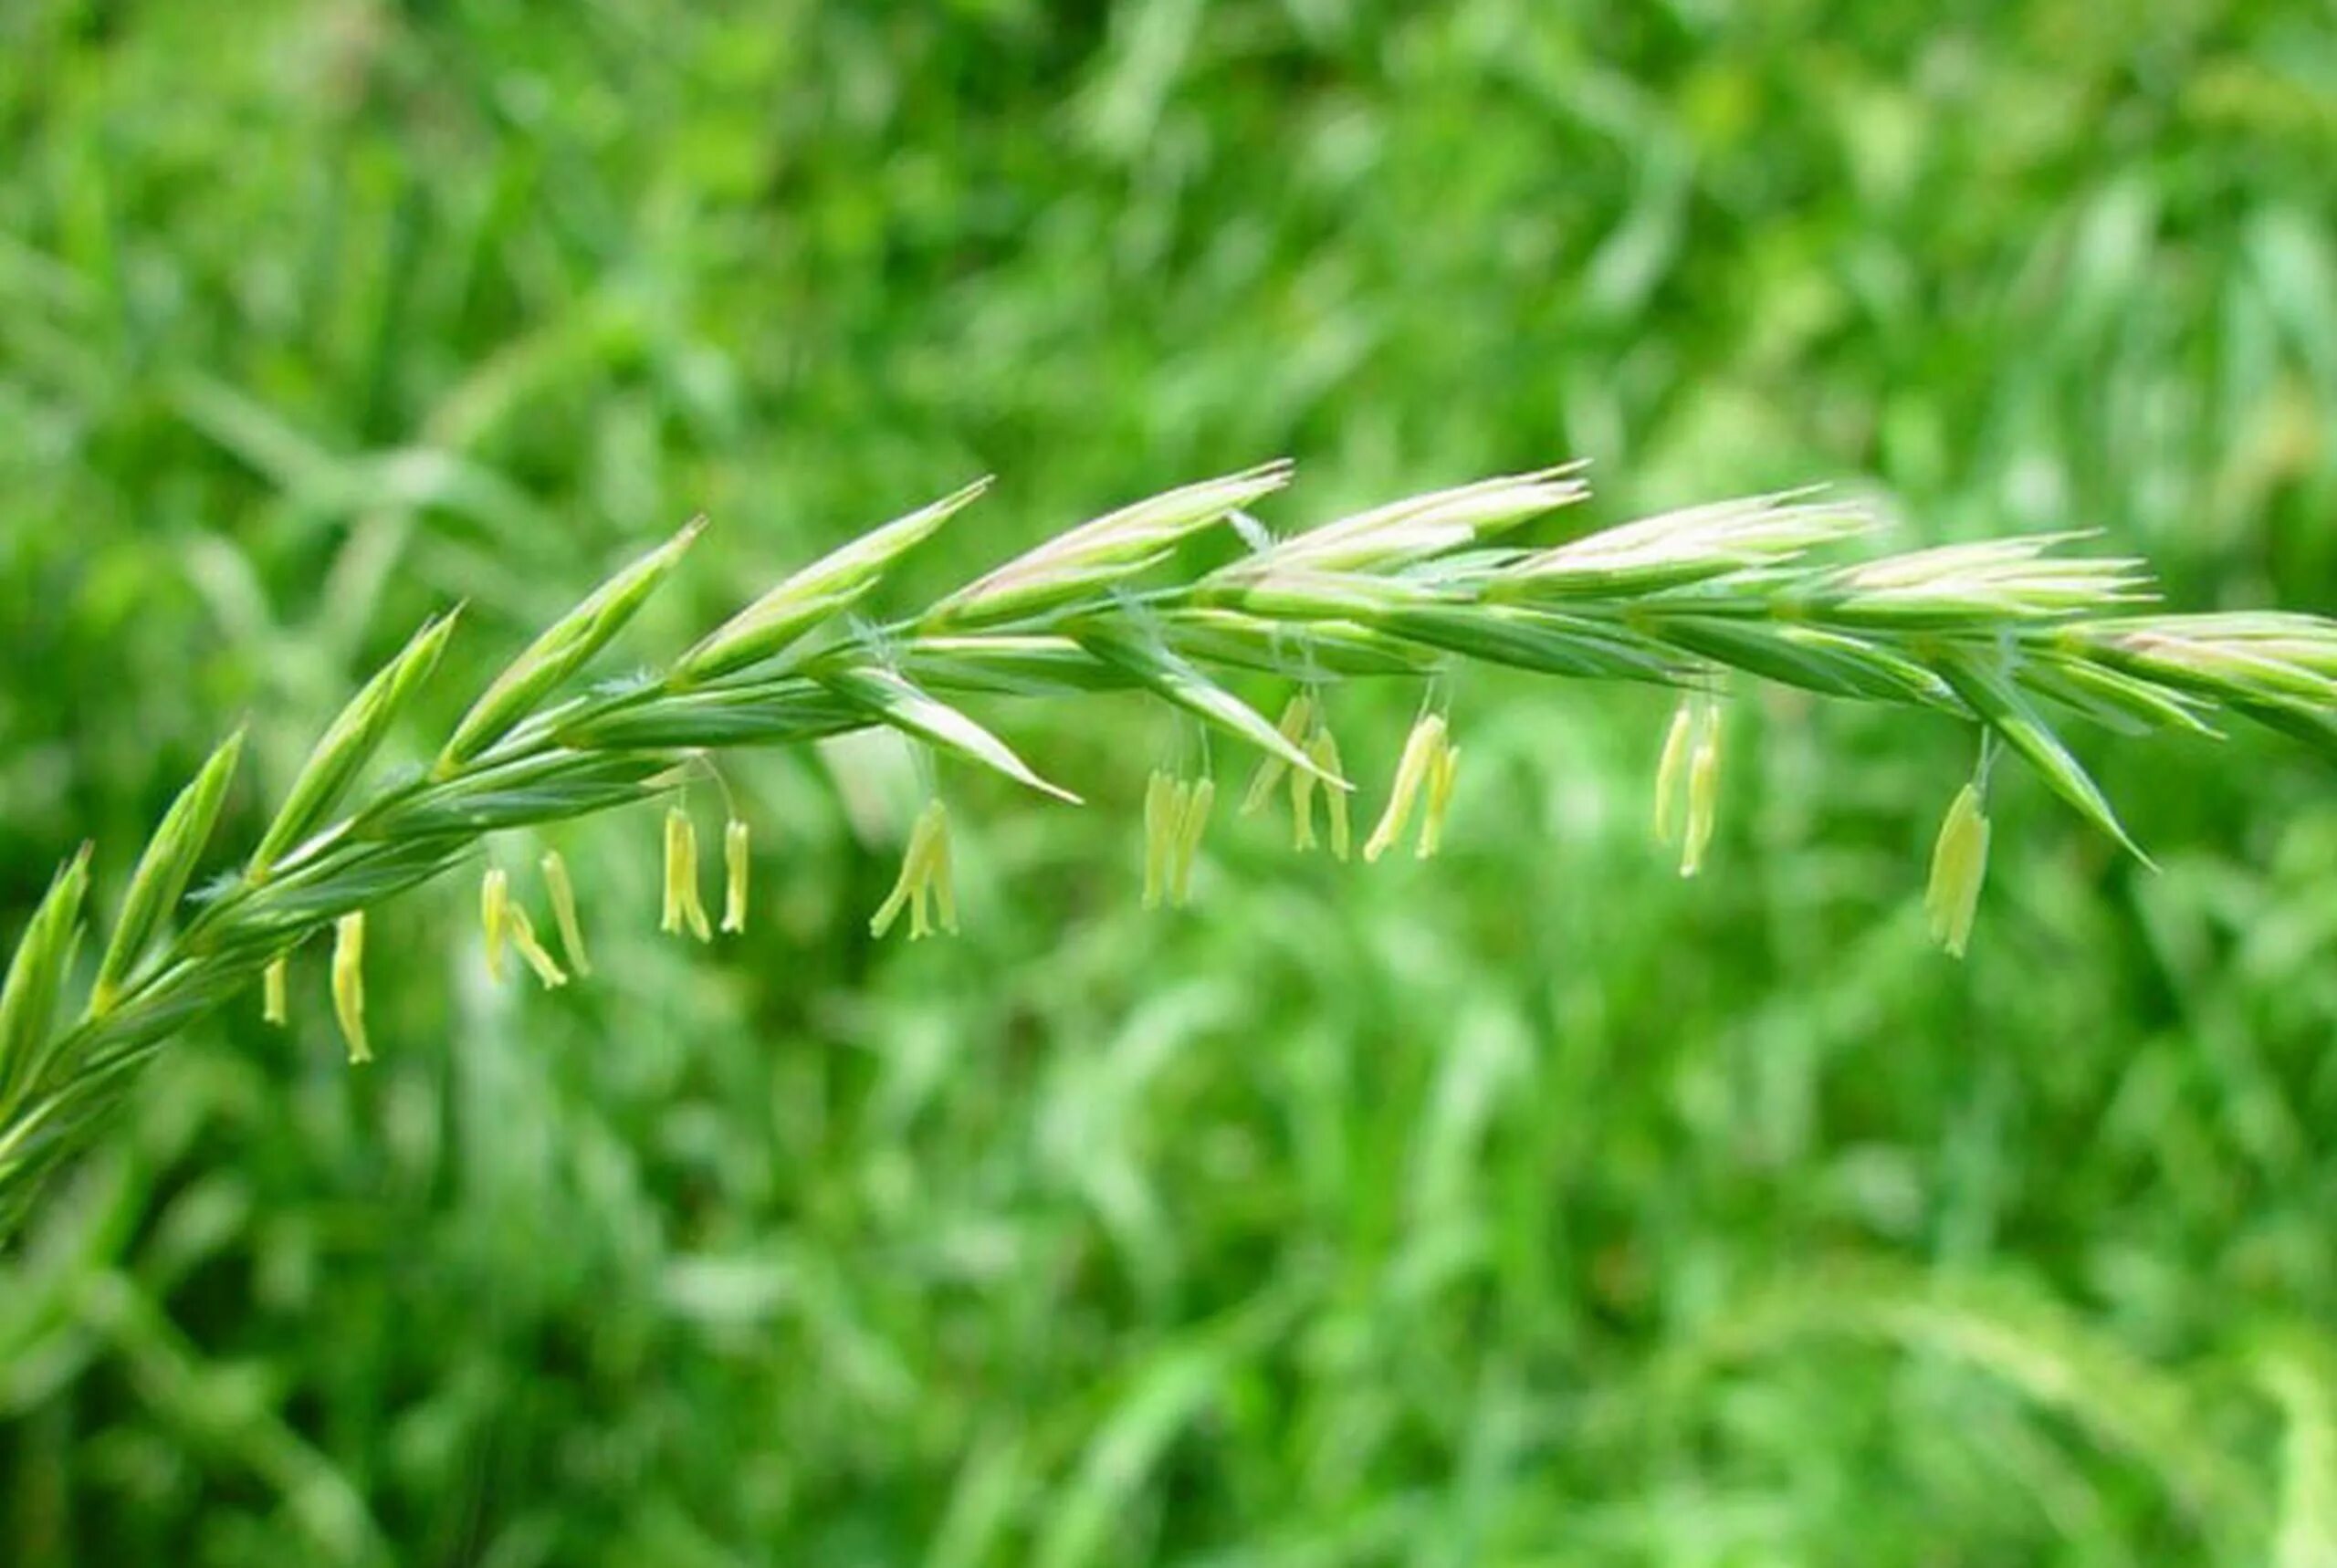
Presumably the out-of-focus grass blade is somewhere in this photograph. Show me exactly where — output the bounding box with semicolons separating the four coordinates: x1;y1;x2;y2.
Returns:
90;729;244;1012
676;478;990;683
1936;646;2152;864
1075;618;1339;785
819;665;1081;803
2261;1343;2337;1568
250;610;461;877
437;517;705;770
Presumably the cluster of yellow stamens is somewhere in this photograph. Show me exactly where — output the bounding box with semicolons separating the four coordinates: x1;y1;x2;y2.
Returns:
1142;770;1217;908
1363;712;1460;862
1242;695;1357;860
480;866;570;989
1653;693;1724;877
870;800;959;940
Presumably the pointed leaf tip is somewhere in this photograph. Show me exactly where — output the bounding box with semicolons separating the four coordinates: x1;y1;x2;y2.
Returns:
820;664;1083;805
440;518;705;768
677;480;990;683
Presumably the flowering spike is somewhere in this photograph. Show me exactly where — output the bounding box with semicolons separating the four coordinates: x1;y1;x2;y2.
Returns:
262;955;288;1026
1170;777;1215;906
1679;702;1723;878
721;820;751;935
1365;713;1449;862
480;867;511;982
1654;697;1696;844
330;912;369;1065
1242;695;1315;815
1417;744;1462;859
1309;730;1350;861
661;807;711;942
1142;770;1178;910
1925;782;1992;958
540;851;593;977
506;904;569;989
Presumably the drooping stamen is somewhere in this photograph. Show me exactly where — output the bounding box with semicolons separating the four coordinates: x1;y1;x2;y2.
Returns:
1242;694;1315;816
331;912;369;1065
1654;696;1696;845
1365;713;1449;863
1679;702;1723;878
661;807;711;942
873;800;956;940
1142;770;1178;910
1309;730;1350;862
1924;781;1992;958
262;955;289;1026
1417;743;1462;859
481;867;511;982
925;802;959;937
540;851;593;977
506;904;569;989
1170;777;1215;907
721;819;751;935
1289;750;1320;851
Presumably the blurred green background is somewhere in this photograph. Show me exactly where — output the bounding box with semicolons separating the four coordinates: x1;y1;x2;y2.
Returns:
4;0;2336;1563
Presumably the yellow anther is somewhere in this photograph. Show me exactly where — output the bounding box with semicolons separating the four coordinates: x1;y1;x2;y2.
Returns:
1417;744;1462;860
1924;782;1992;958
1365;712;1449;863
661;806;711;942
1170;777;1215;907
506;904;569;988
1654;696;1696;844
721;819;751;935
540;851;593;977
1679;702;1722;878
1307;729;1349;861
481;867;510;982
330;912;369;1065
927;804;959;937
1142;770;1179;910
1242;694;1315;815
873;800;958;941
262;955;288;1026
1289;750;1319;851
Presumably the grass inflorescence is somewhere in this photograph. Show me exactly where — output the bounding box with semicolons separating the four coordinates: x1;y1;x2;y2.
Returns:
1;463;2332;1237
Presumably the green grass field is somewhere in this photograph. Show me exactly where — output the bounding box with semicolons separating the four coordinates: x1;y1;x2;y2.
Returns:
4;1;2336;1563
